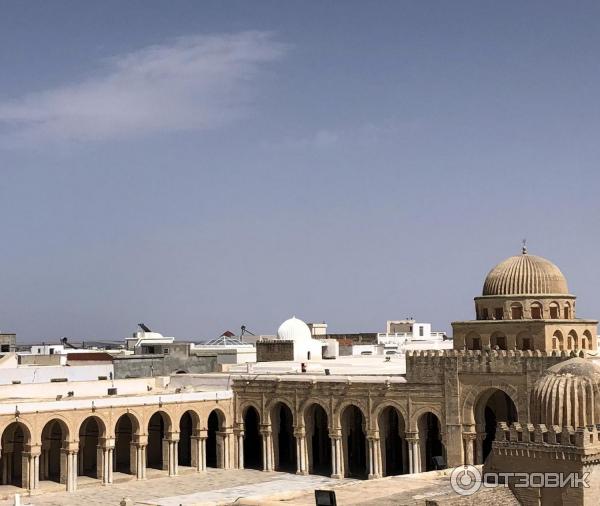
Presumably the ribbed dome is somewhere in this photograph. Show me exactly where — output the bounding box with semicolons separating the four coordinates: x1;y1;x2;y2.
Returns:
482;253;568;296
277;317;312;342
530;358;600;428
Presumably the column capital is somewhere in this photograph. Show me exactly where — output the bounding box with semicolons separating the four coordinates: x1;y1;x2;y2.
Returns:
99;437;116;449
462;432;477;442
367;429;380;439
405;431;419;442
61;441;79;453
133;434;148;446
329;431;342;440
165;431;180;443
24;444;41;456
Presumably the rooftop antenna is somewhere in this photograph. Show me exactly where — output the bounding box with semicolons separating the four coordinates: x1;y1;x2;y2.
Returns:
521;238;527;255
240;325;255;343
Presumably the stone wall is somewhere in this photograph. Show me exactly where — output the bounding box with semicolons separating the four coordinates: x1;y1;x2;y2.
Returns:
256;341;294;362
113;353;218;378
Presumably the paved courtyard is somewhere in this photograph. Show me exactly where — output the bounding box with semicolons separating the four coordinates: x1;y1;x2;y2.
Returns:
0;469;352;506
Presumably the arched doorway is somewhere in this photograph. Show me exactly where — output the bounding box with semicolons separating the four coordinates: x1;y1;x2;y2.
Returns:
114;414;137;474
207;410;225;468
243;407;262;470
147;412;169;471
341;405;366;478
178;411;195;468
78;417;104;479
418;412;444;471
272;403;296;472
475;389;517;463
40;420;68;483
379;407;406;476
305;404;331;476
0;422;30;487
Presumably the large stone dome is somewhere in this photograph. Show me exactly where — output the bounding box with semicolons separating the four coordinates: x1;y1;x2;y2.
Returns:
277;316;312;342
482;251;569;296
530;358;600;428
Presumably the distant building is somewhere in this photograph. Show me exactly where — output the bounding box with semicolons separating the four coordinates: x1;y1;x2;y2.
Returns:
257;317;323;362
0;332;16;353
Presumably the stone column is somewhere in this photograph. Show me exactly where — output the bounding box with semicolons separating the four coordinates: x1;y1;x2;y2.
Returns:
367;431;381;479
191;428;206;472
330;430;342;479
294;427;308;475
100;438;115;485
23;445;41;491
166;432;179;477
41;448;49;481
475;428;486;465
259;425;273;472
462;432;476;466
64;450;78;492
405;434;420;474
234;428;244;470
216;430;233;469
132;435;147;480
77;436;85;475
2;442;13;485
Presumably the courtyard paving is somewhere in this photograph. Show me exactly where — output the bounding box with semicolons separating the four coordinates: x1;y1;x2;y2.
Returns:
0;468;353;506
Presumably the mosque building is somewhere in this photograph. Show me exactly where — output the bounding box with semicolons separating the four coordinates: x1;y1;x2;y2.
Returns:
233;249;599;504
0;248;598;505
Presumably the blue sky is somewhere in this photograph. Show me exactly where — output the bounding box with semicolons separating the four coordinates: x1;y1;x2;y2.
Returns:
1;1;600;342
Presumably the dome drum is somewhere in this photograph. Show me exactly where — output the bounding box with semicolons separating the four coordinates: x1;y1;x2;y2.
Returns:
530;358;600;428
474;295;576;321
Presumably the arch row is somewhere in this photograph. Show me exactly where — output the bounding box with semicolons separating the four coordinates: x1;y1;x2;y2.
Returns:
0;400;233;492
236;396;446;478
551;329;594;351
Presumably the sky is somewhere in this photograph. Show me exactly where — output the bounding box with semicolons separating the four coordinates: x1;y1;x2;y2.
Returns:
1;0;600;342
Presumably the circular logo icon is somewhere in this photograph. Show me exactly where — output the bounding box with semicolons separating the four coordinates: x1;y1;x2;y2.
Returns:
450;465;482;496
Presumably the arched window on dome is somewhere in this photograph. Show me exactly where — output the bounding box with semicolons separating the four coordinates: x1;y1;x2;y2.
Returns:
564;302;572;319
510;303;523;320
516;331;533;351
583;330;592;350
567;330;578;350
466;332;482;351
549;302;560;319
530;302;543;320
553;331;564;351
490;332;507;351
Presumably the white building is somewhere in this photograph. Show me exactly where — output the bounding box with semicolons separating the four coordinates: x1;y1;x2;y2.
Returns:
377;319;451;354
276;317;323;361
125;328;175;353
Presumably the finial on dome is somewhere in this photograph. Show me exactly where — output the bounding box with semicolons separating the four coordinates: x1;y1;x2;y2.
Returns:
521;238;527;255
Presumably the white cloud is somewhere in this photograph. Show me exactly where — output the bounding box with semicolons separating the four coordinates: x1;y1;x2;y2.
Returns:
0;31;286;146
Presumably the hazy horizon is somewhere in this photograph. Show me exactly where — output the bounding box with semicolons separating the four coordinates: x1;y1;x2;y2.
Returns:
2;1;600;344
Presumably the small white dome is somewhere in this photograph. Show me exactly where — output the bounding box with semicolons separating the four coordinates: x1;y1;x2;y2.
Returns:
277;316;312;342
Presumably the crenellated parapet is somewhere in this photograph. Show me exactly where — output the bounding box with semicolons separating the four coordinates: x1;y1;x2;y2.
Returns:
493;421;600;450
405;349;570;383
